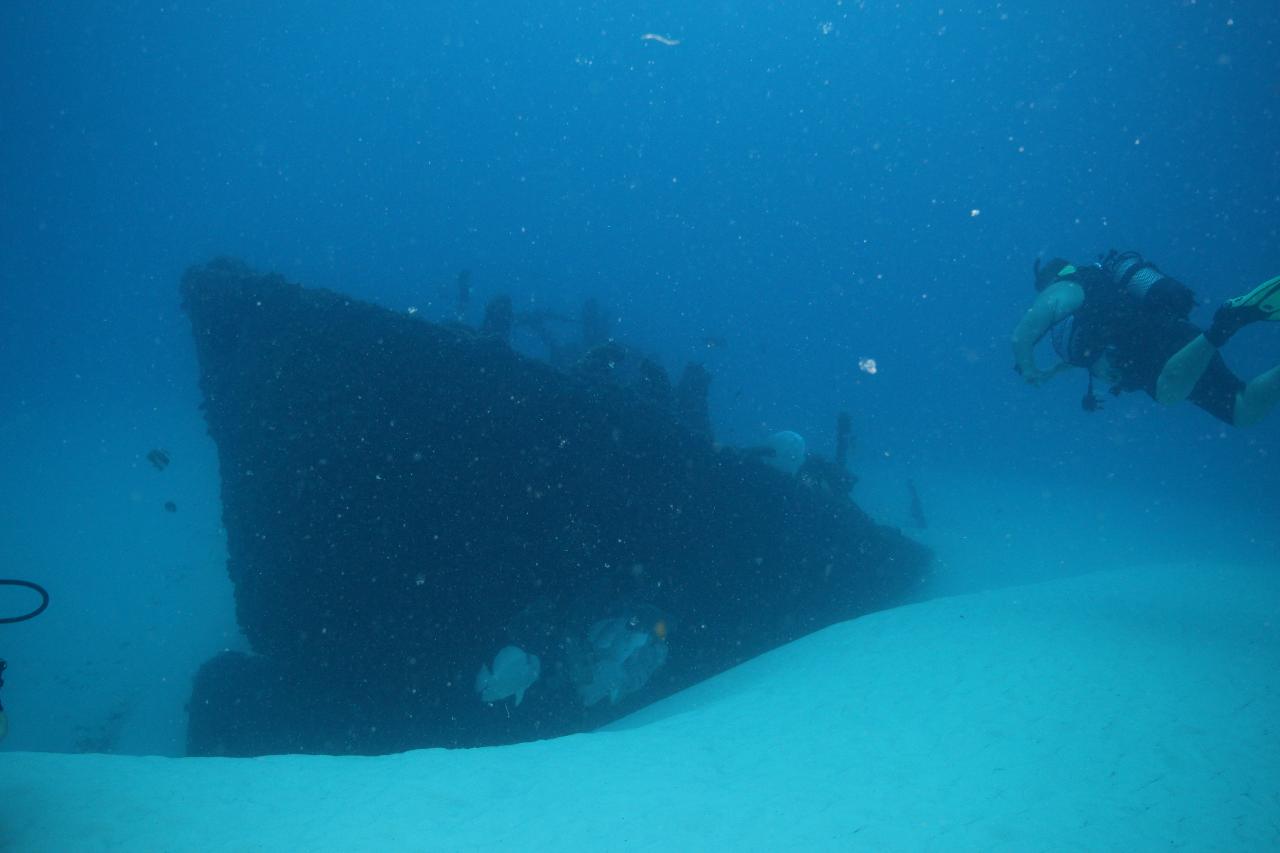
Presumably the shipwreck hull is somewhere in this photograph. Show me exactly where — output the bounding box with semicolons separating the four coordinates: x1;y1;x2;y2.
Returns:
181;258;930;755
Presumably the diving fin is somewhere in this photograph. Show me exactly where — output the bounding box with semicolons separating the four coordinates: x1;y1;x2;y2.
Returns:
1206;274;1280;347
1226;274;1280;318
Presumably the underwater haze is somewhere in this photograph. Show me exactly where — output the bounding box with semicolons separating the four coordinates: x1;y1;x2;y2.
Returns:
2;1;1279;847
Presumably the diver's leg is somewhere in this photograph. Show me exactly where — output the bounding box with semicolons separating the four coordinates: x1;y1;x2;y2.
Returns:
1155;334;1215;405
1233;364;1280;427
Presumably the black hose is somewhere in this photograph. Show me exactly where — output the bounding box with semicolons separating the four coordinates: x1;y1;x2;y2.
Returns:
0;579;49;623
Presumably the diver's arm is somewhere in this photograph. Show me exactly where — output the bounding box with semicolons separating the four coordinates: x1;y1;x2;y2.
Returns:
1011;280;1084;384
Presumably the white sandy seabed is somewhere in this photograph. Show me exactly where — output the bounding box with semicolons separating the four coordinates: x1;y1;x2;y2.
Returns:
2;559;1277;851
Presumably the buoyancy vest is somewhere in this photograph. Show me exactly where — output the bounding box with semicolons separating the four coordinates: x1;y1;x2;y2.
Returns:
1043;251;1197;406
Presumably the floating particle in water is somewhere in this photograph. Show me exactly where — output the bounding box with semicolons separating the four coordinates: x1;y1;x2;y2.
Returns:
858;358;878;375
640;33;680;46
147;449;171;471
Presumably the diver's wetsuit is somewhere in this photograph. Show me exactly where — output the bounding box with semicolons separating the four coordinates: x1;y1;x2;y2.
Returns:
1051;265;1246;424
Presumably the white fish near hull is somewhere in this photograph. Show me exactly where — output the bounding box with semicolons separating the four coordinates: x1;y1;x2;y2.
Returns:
475;645;541;706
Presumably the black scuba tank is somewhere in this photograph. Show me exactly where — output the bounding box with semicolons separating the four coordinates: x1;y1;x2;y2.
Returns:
1099;250;1196;319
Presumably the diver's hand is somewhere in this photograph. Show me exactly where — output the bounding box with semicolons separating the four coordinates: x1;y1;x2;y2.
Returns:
1015;361;1068;387
1014;362;1045;386
1023;369;1048;386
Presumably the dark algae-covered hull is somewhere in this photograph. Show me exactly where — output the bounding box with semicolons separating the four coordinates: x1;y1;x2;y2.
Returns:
181;258;930;755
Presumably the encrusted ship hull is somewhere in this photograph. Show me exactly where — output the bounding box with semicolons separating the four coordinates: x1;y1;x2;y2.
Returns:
181;259;930;755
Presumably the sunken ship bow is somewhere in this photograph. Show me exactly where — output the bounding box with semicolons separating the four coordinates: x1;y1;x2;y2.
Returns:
180;258;931;756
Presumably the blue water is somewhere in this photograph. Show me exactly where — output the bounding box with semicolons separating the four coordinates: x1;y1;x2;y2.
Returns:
2;3;1277;756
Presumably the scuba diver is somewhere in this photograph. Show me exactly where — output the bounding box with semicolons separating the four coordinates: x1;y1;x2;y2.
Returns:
1;578;50;742
1012;250;1280;426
